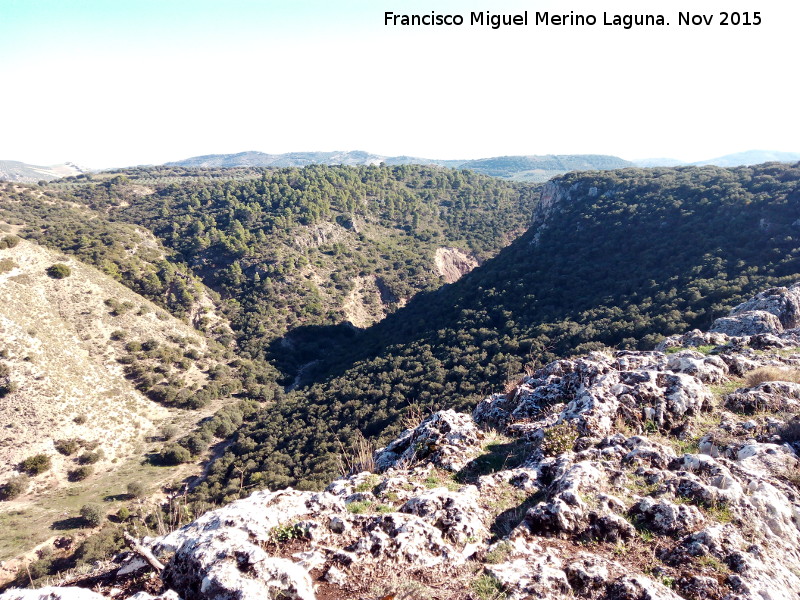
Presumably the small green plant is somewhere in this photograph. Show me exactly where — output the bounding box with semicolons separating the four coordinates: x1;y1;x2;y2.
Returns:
707;501;733;523
696;554;730;574
346;500;374;514
46;263;71;279
78;449;104;465
116;506;131;521
695;345;716;355
270;522;303;543
659;575;676;588
540;422;579;456
354;474;380;493
471;573;507;600
0;258;16;274
484;541;513;564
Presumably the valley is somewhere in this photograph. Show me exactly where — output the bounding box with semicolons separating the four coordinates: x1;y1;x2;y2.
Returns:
0;160;798;598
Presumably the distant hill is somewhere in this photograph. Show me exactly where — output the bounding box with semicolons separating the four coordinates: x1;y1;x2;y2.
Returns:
632;157;684;167
635;150;800;168
0;160;84;183
692;150;800;167
165;151;632;181
456;154;634;181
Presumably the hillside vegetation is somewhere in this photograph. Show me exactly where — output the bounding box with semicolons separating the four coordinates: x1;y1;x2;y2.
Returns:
192;163;800;498
38;165;539;382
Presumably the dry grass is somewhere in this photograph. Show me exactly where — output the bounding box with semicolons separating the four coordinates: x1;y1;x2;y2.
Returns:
745;366;800;387
337;430;376;476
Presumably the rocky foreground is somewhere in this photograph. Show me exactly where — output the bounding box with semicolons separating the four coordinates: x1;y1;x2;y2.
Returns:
5;285;800;599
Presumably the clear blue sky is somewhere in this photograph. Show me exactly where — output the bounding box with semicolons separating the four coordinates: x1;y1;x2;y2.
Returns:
1;0;797;167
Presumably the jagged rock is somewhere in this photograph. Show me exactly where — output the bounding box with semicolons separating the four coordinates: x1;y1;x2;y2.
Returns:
163;527;314;600
485;553;572;599
399;485;489;543
656;329;733;351
0;589;106;600
725;381;800;414
374;410;483;472
729;284;800;329
710;310;784;336
606;575;683;599
564;554;614;593
629;497;705;536
155;489;346;555
17;282;800;600
666;350;728;383
349;512;458;566
128;593;182;600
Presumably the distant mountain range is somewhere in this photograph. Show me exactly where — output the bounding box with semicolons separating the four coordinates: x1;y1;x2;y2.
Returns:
3;150;799;184
164;151;634;182
634;150;800;168
0;160;84;183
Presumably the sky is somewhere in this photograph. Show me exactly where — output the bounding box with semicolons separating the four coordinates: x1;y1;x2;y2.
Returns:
1;0;798;168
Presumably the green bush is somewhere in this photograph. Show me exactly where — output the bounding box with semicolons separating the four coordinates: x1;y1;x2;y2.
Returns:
127;481;146;499
79;503;105;527
46;263;71;279
78;449;104;465
68;465;94;481
160;444;191;465
54;438;81;456
0;235;21;249
20;454;51;476
0;474;30;500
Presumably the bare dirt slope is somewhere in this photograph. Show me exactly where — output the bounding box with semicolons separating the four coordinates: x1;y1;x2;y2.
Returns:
0;237;220;488
434;247;479;283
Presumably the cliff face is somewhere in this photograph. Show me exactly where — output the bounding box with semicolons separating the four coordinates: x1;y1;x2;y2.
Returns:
5;284;800;600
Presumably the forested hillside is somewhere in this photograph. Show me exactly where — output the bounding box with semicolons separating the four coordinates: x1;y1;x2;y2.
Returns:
37;165;539;380
192;163;800;498
4;163;800;505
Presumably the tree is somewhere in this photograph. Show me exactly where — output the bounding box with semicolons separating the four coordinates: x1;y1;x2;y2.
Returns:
80;503;105;527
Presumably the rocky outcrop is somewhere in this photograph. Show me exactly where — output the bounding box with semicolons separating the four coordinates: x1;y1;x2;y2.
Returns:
6;285;800;600
434;247;479;284
710;283;800;335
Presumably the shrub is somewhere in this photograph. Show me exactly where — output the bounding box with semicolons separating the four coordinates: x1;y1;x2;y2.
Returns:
54;438;81;455
46;263;71;279
160;444;191;465
540;423;579;457
78;449;104;465
74;526;124;565
68;465;94;481
20;454;51;476
79;503;105;527
0;381;16;399
0;235;20;249
745;366;800;388
73;414;88;425
161;424;179;441
116;506;131;521
0;474;30;500
779;415;800;443
127;481;146;499
110;330;127;341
